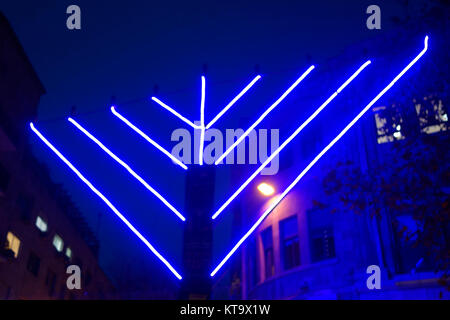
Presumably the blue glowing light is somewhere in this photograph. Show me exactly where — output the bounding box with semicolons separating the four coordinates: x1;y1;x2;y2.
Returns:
68;117;186;222
211;61;371;220
206;75;262;129
210;36;429;277
151;96;201;129
29;123;183;280
199;76;206;165
214;65;315;165
110;106;188;170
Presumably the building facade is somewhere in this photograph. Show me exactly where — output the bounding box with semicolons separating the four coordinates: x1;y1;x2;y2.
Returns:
0;12;115;299
232;21;449;300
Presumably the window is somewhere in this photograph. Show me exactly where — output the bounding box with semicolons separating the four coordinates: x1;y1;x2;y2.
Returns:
85;270;92;287
0;162;10;196
16;193;34;222
52;234;64;252
35;216;48;233
45;269;57;296
414;94;448;134
5;232;20;258
373;104;405;144
310;228;335;262
261;227;274;279
280;216;300;270
4;286;11;299
27;252;41;276
0;107;19;144
65;247;72;260
58;284;66;300
246;238;258;289
392;215;433;274
308;209;335;263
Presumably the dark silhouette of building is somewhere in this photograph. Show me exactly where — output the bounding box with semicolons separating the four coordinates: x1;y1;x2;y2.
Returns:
0;12;115;299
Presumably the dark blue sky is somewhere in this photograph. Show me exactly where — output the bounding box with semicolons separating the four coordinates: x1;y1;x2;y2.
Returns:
0;0;415;291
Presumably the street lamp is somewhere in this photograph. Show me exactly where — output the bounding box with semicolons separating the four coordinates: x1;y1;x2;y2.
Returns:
257;182;275;196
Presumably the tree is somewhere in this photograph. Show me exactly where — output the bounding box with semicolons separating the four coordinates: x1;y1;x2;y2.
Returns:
321;110;449;287
320;3;449;288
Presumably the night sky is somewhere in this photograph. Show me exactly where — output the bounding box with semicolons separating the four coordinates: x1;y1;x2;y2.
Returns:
0;0;418;292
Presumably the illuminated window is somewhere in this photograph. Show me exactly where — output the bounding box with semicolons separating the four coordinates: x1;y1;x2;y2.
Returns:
280;216;300;270
52;234;64;252
5;232;20;258
261;227;274;279
35;216;48;233
373;104;405;144
65;247;72;259
414;94;448;134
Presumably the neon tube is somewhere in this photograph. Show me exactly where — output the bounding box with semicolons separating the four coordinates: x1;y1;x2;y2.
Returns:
68;117;186;222
199;76;206;165
110;106;188;170
206;75;262;129
29;123;182;280
211;60;371;220
214;65;315;165
210;36;429;277
151;97;200;129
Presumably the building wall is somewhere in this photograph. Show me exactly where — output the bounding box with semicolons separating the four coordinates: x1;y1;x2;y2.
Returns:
230;17;450;299
239;106;448;300
0;12;115;300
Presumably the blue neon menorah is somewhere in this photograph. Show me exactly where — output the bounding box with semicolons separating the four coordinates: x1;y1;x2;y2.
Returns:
30;36;429;280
